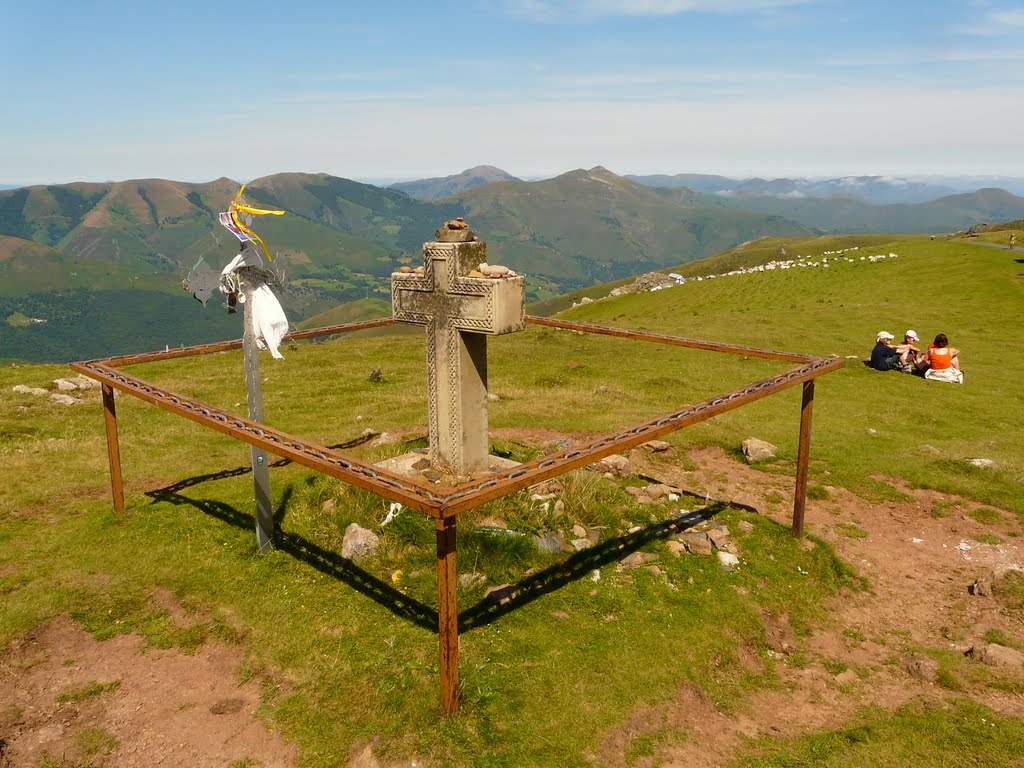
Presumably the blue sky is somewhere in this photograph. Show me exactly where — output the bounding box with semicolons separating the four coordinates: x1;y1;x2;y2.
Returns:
2;0;1023;185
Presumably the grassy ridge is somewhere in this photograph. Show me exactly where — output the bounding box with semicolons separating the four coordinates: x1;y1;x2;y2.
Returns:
564;237;1024;515
1;234;1022;766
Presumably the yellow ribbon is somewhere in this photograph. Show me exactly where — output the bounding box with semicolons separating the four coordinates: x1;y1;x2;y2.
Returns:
231;185;285;261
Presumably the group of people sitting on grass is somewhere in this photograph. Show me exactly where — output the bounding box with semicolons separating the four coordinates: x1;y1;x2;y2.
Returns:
871;329;964;384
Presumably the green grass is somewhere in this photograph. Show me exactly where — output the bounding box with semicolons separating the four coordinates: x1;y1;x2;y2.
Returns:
731;699;1024;768
2;234;1023;765
55;680;122;704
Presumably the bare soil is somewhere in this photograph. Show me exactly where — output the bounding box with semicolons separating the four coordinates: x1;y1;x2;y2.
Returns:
2;443;1021;767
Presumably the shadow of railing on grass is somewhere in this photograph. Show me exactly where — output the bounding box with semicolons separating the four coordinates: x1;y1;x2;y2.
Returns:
145;484;441;632
144;474;724;636
458;504;724;632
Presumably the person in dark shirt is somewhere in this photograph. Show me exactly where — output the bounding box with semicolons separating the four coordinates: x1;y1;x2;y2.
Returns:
870;331;902;371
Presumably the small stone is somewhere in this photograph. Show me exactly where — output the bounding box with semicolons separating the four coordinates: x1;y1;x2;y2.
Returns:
737;520;755;534
486;392;500;401
742;437;777;463
341;524;380;561
459;572;487;589
834;669;858;686
731;493;762;514
468;269;485;278
635;495;654;505
411;458;431;470
321;498;336;512
49;393;80;405
681;533;713;557
969;458;995;468
904;653;939;682
553;499;565;515
970;574;992;597
967;644;1024;668
53;378;78;391
399;265;413;273
571;539;591;551
484;584;515;605
70;376;100;390
641;440;672;453
646;484;674;500
586;526;604;544
572;524;587;538
619;551;658;569
707;526;731;550
593;454;632;476
533;533;563;554
209;698;245;715
717;551;740;567
12;385;48;396
421;470;442;482
667;540;687;557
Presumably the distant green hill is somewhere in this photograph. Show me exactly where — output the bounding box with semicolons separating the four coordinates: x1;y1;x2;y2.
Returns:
389;165;520;200
0;169;818;361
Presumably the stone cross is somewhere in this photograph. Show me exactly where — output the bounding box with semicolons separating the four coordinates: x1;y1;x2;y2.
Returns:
392;222;526;475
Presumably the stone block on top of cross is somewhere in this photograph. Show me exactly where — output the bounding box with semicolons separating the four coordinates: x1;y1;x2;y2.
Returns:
391;225;526;477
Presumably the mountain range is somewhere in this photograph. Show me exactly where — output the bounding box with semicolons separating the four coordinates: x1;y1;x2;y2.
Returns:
3;166;1024;362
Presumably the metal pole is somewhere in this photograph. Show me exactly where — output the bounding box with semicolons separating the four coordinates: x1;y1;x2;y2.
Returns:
243;293;274;552
436;516;459;713
792;380;815;536
101;384;124;513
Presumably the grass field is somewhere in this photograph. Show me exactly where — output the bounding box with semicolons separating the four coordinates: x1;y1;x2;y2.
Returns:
1;234;1021;766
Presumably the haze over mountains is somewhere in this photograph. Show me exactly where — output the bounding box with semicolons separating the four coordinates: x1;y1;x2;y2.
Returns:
3;165;1024;362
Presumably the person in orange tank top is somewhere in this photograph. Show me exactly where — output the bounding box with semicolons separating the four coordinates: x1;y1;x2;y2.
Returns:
924;333;964;383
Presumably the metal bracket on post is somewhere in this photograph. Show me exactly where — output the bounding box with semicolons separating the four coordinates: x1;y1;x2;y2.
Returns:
242;288;274;552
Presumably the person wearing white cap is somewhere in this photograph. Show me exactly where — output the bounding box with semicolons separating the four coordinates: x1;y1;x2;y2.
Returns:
870;331;902;371
896;330;923;372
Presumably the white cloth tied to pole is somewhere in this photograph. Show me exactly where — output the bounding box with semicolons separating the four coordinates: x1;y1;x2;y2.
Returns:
221;248;289;359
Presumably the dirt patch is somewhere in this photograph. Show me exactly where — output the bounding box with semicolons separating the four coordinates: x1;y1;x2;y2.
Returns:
0;613;296;768
604;443;1024;767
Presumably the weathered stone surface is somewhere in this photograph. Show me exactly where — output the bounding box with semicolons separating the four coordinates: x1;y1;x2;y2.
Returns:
681;532;713;556
391;232;525;475
666;540;687;557
707;526;731;550
53;378;78;392
12;385;48;396
619;551;658;569
484;584;515;604
970;573;993;597
646;484;675;500
70;375;100;390
49;393;80;405
459;572;487;589
341;523;380;561
553;499;565;515
834;669;858;686
717;551;740;567
732;493;762;514
586;526;605;544
737;520;755;534
968;643;1024;668
571;538;591;551
593;454;632;476
533;532;565;554
904;653;939;682
641;440;672;453
742;437;778;463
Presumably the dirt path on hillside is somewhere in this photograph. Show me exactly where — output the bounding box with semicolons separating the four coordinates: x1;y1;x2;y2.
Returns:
607;445;1024;768
2;443;1021;768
